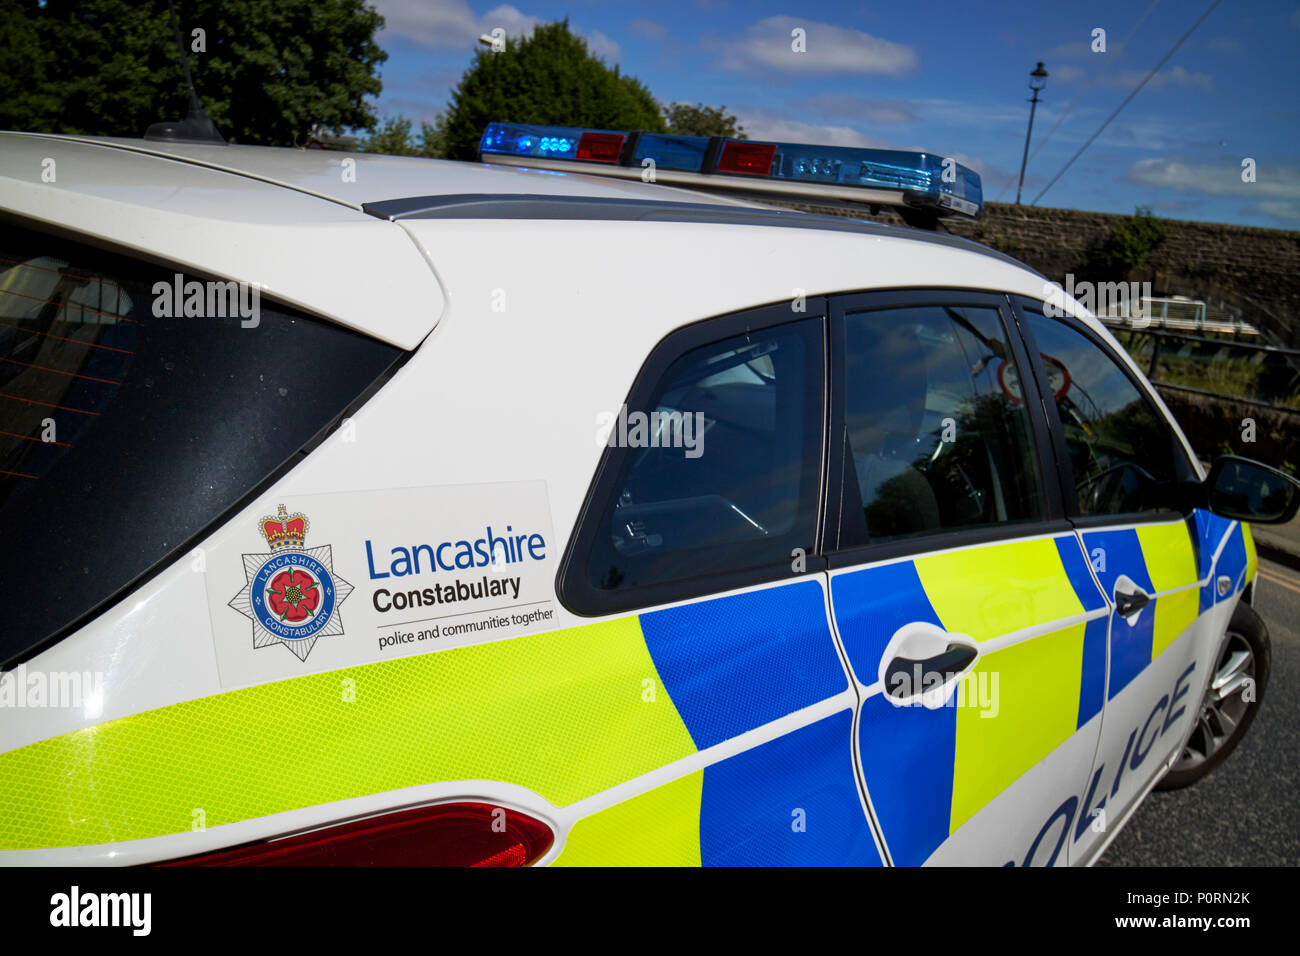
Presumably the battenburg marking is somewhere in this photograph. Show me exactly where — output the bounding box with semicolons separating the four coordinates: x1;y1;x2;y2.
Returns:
228;504;354;662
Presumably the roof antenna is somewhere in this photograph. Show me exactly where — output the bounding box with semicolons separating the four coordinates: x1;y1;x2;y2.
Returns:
144;0;226;144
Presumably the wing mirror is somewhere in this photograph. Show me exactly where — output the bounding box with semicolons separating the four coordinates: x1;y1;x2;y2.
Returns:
1203;455;1300;524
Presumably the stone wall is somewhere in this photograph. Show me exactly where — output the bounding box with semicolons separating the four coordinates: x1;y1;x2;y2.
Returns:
775;199;1300;346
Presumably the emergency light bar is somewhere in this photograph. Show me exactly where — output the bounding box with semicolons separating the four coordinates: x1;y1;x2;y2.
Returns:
479;121;982;220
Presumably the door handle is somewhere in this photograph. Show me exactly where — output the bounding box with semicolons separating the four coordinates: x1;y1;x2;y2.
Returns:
1114;588;1150;617
884;643;978;700
1111;573;1151;626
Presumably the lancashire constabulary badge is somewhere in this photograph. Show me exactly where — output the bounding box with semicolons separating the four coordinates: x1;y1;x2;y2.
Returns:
228;504;353;662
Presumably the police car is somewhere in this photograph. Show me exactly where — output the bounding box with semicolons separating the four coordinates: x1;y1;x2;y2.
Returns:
0;121;1294;867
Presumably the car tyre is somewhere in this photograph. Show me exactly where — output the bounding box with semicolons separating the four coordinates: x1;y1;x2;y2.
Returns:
1157;599;1269;790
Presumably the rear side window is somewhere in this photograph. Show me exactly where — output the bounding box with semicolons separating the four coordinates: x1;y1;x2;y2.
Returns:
836;303;1046;547
562;313;824;613
1020;308;1194;517
0;223;403;665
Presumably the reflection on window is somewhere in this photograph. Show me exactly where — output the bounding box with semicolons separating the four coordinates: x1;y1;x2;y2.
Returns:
1023;310;1185;515
0;255;138;488
589;319;823;592
841;305;1044;544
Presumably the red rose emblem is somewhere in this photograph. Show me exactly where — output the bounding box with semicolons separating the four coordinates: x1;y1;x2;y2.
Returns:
266;567;321;623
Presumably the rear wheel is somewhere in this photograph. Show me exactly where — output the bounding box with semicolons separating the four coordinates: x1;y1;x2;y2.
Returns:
1157;600;1269;790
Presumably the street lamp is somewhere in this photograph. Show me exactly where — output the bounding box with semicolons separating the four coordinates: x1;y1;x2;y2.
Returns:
1016;61;1048;205
479;34;499;126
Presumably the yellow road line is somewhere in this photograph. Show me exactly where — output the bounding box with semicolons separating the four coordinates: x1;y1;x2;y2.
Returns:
1257;567;1300;595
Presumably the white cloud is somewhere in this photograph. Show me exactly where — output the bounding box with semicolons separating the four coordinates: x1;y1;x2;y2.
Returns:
1246;200;1300;222
1050;65;1085;83
628;18;668;43
586;29;621;62
722;16;917;75
735;110;891;148
1046;40;1131;61
1128;158;1300;199
383;97;451;126
1097;64;1214;92
1204;36;1243;55
370;0;539;48
370;1;616;64
798;94;917;124
917;99;1029;129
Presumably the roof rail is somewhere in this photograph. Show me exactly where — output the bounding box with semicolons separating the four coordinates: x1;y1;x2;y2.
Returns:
361;193;1029;271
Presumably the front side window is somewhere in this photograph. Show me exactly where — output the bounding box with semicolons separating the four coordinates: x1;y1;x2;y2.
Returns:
837;303;1045;546
0;223;403;665
573;315;824;607
1021;308;1192;517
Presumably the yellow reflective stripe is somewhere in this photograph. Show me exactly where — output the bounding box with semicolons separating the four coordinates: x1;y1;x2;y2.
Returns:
914;537;1084;642
1243;523;1258;582
1135;522;1197;593
0;617;696;850
912;538;1088;833
949;621;1086;832
551;770;704;866
1151;588;1198;660
1135;522;1198;661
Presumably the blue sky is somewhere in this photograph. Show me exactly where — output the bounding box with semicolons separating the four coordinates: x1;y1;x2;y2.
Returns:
366;0;1300;227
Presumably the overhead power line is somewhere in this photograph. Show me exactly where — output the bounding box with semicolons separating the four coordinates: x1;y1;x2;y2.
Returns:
1031;0;1222;206
993;0;1163;203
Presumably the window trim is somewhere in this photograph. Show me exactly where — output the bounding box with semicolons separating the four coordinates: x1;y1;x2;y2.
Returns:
823;288;1062;564
1010;296;1199;524
556;300;829;617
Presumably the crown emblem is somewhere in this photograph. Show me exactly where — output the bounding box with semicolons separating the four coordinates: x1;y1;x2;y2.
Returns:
260;504;309;551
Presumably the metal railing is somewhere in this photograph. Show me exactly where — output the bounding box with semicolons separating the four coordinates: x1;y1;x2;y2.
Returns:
1112;326;1300;412
1097;296;1259;335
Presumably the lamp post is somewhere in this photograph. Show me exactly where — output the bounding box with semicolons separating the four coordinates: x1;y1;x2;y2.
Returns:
1016;61;1048;205
478;34;498;124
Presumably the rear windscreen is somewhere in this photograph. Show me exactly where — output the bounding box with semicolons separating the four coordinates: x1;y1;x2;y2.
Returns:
0;222;404;666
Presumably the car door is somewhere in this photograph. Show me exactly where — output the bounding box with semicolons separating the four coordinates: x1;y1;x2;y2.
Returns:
822;290;1110;866
1011;300;1220;864
555;301;885;866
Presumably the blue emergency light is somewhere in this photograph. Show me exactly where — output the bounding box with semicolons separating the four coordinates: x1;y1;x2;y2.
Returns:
479;121;983;219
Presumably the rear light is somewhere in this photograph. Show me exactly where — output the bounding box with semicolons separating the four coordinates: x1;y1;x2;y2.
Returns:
161;803;554;867
716;141;777;176
576;131;625;162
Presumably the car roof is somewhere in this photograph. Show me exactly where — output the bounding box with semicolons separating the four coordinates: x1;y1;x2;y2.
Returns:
9;132;757;211
0;132;1077;352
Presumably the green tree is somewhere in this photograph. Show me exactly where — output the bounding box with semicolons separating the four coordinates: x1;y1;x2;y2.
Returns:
0;0;387;146
364;115;416;155
416;117;447;158
1083;206;1170;279
0;1;63;132
364;114;447;157
662;102;746;139
442;19;665;161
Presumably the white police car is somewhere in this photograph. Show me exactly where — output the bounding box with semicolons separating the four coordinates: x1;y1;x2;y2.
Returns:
0;122;1293;866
